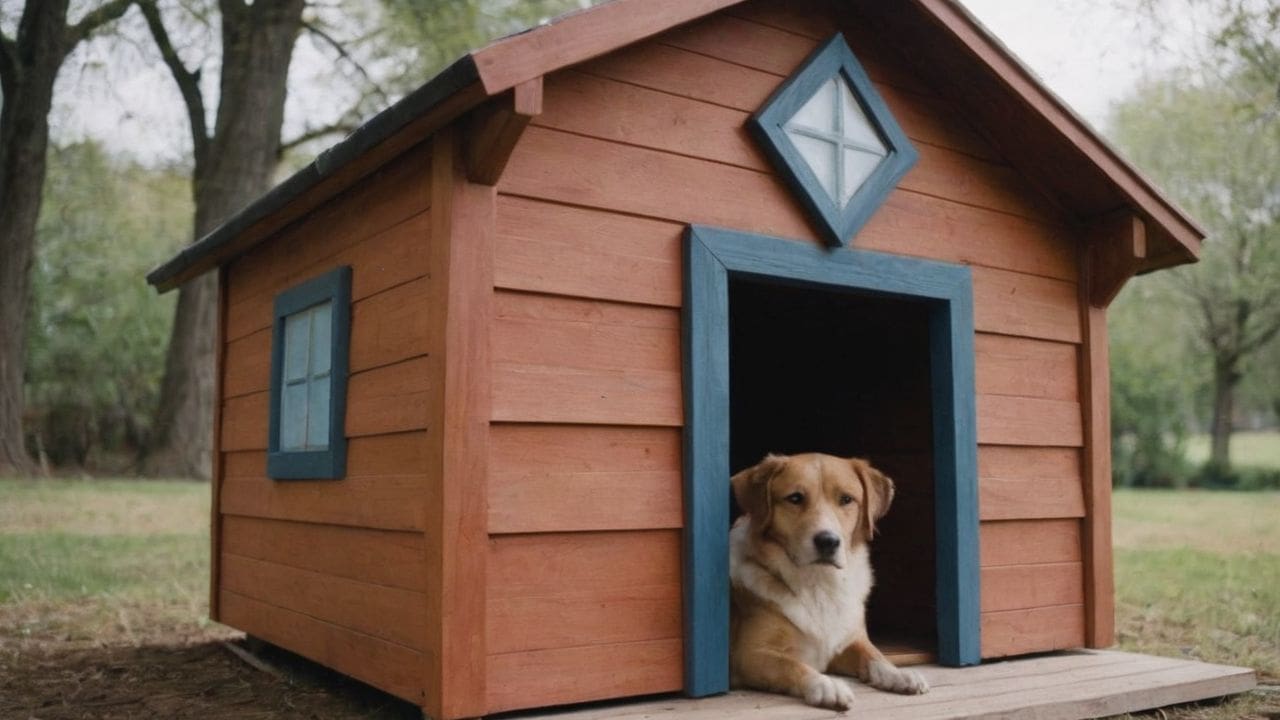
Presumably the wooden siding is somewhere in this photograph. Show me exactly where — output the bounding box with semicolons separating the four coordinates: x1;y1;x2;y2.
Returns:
216;141;432;704
489;2;1088;691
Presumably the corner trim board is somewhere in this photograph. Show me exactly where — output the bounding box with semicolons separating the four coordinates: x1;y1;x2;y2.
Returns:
682;226;981;696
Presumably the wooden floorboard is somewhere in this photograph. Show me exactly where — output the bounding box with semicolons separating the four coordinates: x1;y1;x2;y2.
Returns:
501;650;1255;720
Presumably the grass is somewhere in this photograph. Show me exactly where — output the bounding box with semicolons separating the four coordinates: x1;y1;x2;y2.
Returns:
0;478;221;646
1185;430;1280;469
1109;489;1280;719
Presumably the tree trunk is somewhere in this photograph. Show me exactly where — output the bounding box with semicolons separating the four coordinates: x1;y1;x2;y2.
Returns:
1208;357;1239;469
141;0;306;479
0;1;73;476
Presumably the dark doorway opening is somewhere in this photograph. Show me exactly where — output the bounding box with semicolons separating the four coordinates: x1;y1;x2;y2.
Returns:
728;277;937;662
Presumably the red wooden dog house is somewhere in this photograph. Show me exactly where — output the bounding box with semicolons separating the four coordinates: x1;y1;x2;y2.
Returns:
146;1;1213;718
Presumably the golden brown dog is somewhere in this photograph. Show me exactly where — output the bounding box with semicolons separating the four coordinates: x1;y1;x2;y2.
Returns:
729;452;929;710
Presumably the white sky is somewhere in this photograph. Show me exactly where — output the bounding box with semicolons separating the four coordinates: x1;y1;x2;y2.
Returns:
43;0;1209;168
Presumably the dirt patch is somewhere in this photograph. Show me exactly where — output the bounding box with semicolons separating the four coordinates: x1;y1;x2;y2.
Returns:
0;637;424;719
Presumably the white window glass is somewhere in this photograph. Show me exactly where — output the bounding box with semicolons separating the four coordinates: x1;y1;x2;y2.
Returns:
787;132;838;200
278;300;334;452
790;78;838;133
307;378;330;448
842;148;884;205
283;312;311;381
784;75;889;208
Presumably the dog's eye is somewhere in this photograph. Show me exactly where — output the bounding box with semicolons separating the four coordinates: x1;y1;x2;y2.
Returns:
785;492;805;505
839;493;854;506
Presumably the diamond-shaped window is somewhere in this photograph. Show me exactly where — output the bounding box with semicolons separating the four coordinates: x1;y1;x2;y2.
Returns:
750;34;918;247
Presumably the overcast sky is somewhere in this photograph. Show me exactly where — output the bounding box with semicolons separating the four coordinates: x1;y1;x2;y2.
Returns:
44;0;1207;168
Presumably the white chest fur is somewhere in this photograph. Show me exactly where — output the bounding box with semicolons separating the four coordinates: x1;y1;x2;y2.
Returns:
730;519;874;669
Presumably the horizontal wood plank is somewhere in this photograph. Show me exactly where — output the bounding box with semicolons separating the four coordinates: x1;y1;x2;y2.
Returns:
220;474;425;531
225;209;430;342
219;589;424;703
975;333;1078;401
492;293;680;373
489;530;682;599
977;395;1083;447
981;604;1086;658
495;195;684;307
980;519;1081;568
979;446;1084;520
972;266;1081;343
980;562;1084;613
491;362;682;426
221;553;425;649
487;638;683;714
489;424;682;533
220;515;425;592
489;582;681;656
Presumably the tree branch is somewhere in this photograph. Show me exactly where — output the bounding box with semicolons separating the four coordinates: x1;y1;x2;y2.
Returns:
278;121;359;157
138;1;210;170
65;0;137;46
301;19;389;108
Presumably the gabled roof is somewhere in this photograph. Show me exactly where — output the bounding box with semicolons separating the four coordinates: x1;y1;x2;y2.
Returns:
147;0;1203;292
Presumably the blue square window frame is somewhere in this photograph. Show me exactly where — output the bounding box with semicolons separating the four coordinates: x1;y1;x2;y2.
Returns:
681;226;981;697
749;34;919;248
266;266;352;480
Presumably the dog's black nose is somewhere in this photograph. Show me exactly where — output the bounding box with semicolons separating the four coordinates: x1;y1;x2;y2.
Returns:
813;531;841;555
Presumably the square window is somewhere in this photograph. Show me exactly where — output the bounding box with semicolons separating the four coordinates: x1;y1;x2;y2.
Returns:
267;266;351;479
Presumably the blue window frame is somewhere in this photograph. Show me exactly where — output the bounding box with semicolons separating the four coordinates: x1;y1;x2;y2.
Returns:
681;226;980;697
749;34;918;248
267;266;351;480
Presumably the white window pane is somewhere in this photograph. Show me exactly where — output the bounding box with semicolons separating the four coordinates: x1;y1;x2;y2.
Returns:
309;301;332;376
280;382;308;451
283;310;311;382
307;379;330;449
788;131;838;200
839;80;887;154
842;147;884;205
789;78;838;133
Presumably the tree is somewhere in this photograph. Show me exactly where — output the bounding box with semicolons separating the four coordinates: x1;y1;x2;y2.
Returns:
138;0;307;478
0;0;136;476
1108;65;1280;469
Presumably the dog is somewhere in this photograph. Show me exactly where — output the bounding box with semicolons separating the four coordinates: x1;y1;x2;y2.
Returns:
729;452;929;710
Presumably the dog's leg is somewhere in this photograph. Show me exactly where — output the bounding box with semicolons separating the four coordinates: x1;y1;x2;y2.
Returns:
736;649;856;710
828;637;929;695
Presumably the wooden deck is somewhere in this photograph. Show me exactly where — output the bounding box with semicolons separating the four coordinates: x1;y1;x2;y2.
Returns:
504;650;1255;720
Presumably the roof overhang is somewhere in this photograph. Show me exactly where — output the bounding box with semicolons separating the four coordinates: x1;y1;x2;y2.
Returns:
148;0;1202;293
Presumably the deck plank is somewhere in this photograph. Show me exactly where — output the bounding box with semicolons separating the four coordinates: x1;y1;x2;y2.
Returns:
501;650;1255;720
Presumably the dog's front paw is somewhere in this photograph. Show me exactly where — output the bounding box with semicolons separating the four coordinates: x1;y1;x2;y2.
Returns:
803;673;856;711
867;660;929;695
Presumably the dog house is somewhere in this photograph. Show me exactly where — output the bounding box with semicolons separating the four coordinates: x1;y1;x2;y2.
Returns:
146;1;1204;718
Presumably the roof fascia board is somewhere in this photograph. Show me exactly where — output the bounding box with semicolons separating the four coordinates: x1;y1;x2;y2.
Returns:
471;0;748;94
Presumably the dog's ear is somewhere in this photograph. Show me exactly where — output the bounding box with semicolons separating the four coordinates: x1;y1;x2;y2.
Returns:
732;454;788;532
853;459;895;540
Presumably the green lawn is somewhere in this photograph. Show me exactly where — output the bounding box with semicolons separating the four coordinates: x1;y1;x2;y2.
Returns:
1110;489;1279;718
1185;431;1280;468
0;478;217;644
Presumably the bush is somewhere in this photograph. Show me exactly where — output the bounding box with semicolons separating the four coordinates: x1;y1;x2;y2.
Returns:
1193;461;1280;490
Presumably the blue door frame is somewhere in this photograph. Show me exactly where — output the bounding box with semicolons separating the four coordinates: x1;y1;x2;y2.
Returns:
681;225;981;697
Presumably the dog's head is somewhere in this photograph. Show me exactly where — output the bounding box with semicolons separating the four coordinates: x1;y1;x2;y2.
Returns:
731;453;895;569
